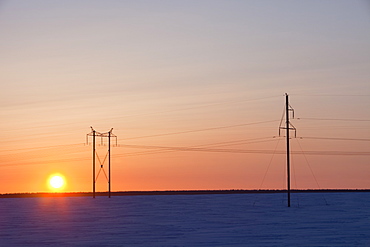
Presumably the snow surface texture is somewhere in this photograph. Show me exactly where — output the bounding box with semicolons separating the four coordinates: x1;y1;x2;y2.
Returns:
0;192;369;246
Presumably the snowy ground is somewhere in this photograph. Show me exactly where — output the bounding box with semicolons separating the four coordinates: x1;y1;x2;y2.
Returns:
0;192;369;246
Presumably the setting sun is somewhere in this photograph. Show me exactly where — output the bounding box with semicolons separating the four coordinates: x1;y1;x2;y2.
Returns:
48;174;66;191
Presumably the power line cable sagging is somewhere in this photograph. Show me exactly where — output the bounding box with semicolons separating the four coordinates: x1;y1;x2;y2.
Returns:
299;137;370;142
120;137;278;157
298;117;370;122
116;143;370;156
123;120;279;140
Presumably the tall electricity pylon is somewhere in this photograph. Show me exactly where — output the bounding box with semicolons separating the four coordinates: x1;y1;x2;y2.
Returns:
86;127;117;198
279;93;296;207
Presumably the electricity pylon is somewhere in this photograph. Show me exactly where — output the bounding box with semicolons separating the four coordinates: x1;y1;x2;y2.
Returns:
86;127;117;198
279;93;296;207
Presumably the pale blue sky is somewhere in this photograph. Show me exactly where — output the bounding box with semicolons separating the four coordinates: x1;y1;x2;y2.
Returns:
1;0;369;106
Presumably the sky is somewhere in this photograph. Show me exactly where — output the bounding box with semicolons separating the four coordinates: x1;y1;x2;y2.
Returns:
0;0;369;193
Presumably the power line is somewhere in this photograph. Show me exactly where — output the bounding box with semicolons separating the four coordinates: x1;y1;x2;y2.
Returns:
292;94;370;97
123;120;278;140
1;134;368;166
120;137;278;157
297;117;370;122
125;121;278;140
106;95;282;121
117;144;370;156
0;156;90;168
299;137;370;142
0;143;84;153
1;137;369;168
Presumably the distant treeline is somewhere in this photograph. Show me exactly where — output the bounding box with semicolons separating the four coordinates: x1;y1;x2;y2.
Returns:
1;189;369;198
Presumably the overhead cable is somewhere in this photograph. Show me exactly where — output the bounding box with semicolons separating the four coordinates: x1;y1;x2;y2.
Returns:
123;120;278;140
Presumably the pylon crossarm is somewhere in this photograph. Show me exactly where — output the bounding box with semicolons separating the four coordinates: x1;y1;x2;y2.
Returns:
99;132;117;138
288;104;295;118
289;122;297;138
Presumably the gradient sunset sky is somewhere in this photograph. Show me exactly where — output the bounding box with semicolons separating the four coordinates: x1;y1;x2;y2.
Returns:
1;0;369;193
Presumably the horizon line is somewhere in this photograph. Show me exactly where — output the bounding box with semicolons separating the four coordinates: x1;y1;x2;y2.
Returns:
1;189;370;198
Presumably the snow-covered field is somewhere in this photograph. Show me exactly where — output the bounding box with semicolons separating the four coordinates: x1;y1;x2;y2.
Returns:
1;192;369;246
